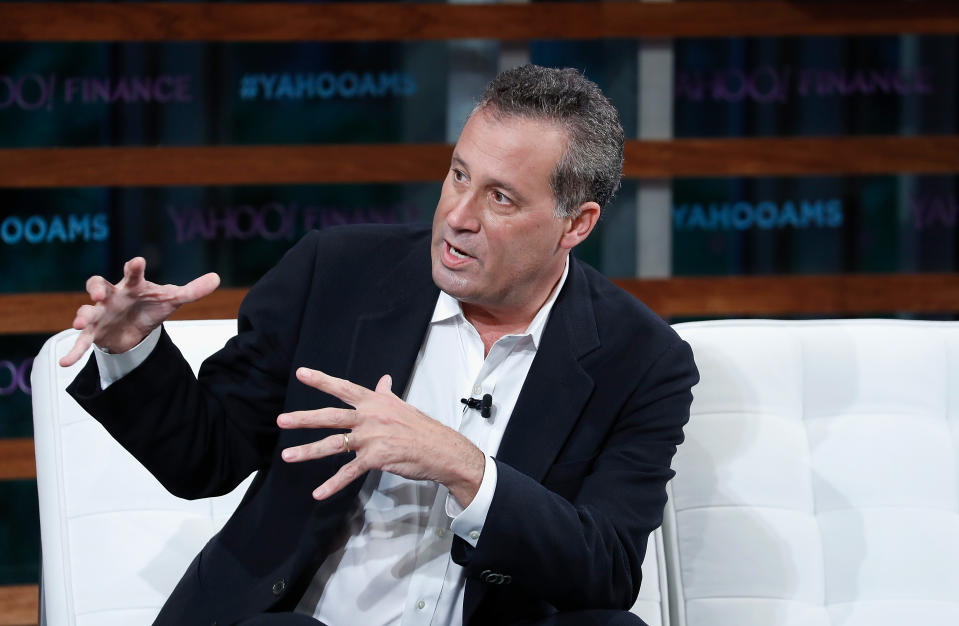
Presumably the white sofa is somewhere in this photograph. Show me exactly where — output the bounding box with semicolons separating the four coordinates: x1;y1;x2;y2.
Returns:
667;320;959;626
33;319;959;625
31;321;254;626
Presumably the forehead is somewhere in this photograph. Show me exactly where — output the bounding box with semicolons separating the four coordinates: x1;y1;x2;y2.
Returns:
454;110;568;194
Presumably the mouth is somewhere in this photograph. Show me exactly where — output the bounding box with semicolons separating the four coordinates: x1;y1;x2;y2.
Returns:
448;242;470;259
442;240;475;266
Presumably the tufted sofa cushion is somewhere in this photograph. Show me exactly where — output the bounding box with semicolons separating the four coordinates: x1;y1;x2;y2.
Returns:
668;320;959;626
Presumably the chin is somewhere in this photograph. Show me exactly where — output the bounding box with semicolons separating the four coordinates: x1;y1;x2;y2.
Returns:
431;267;474;301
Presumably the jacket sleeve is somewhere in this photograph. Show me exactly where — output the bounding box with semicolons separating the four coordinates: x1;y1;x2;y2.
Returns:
66;231;321;499
451;337;698;611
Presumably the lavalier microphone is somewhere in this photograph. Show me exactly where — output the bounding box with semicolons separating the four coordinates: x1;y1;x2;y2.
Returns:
460;393;493;418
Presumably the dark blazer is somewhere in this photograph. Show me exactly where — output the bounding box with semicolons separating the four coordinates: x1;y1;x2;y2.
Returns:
68;224;699;626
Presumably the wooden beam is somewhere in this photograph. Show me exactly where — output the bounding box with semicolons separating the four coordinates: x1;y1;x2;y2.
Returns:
0;2;956;42
622;136;959;178
0;289;247;335
612;274;959;317
3;275;959;336
0;145;452;188
0;584;37;626
0;440;34;481
1;137;957;189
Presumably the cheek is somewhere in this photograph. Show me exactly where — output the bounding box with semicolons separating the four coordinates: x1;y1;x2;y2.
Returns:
519;220;562;252
487;225;545;269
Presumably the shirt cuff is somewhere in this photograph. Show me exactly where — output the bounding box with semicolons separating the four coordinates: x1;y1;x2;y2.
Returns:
94;325;163;390
448;455;497;548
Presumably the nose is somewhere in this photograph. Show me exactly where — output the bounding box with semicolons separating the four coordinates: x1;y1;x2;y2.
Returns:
445;191;481;233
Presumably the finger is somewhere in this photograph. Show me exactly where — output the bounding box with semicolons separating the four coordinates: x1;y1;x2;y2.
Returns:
85;275;113;302
59;331;93;367
175;272;220;305
123;257;146;289
375;374;393;395
280;432;352;463
296;368;368;406
72;304;98;330
313;458;366;500
276;407;355;430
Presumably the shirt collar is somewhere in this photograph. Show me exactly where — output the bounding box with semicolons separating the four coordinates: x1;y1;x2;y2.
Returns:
431;255;570;349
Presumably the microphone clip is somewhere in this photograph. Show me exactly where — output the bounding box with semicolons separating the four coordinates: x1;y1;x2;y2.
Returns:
460;393;493;418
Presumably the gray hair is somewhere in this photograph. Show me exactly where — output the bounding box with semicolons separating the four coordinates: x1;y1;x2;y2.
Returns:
474;64;625;219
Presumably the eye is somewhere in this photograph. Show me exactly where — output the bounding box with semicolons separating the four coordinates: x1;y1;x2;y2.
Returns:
491;190;513;206
451;168;467;183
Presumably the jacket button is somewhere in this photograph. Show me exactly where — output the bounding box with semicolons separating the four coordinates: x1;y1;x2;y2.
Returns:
272;578;287;596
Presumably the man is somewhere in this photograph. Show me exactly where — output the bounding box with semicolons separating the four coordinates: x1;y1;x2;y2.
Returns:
62;65;698;625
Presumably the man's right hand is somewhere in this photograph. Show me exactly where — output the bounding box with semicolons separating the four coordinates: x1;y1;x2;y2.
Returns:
59;257;221;367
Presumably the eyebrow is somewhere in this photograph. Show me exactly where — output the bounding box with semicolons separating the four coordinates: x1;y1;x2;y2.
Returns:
450;154;527;204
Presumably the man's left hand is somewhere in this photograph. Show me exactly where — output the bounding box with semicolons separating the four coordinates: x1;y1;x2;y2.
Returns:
277;368;486;506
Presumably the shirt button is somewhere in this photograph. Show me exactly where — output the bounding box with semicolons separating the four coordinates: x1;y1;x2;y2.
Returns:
469;530;480;540
472;385;481;395
416;599;426;610
272;578;286;596
435;527;447;538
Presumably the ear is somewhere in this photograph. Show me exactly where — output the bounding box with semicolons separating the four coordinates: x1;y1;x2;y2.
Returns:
559;201;601;250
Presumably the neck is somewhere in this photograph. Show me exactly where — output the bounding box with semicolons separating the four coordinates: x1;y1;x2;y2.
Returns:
461;263;566;356
461;309;530;359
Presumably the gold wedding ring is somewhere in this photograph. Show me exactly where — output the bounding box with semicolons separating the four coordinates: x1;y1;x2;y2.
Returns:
342;433;351;453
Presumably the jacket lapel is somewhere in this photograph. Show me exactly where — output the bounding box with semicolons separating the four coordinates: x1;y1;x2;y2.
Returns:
344;239;439;396
495;256;600;479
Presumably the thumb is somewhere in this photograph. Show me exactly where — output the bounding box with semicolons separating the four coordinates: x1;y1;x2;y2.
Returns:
375;374;393;394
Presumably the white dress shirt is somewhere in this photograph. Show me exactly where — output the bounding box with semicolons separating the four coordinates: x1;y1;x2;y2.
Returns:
93;257;569;626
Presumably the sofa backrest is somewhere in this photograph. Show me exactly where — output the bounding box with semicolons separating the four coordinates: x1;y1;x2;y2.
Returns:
32;320;252;626
669;320;959;626
631;527;670;626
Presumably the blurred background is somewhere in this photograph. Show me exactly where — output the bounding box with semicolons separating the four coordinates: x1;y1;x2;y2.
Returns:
1;1;957;623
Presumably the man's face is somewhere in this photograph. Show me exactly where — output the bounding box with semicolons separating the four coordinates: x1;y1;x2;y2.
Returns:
430;109;573;317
